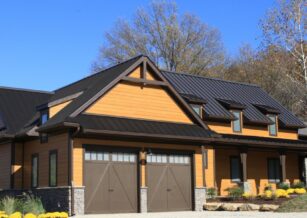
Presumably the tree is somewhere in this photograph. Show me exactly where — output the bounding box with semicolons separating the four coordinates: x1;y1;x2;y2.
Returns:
261;0;307;88
94;1;225;76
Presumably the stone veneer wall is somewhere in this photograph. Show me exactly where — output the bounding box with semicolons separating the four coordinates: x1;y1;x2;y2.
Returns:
194;187;206;211
140;187;148;213
0;187;86;216
305;158;307;186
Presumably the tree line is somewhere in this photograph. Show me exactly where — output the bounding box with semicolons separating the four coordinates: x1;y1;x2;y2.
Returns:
93;0;306;120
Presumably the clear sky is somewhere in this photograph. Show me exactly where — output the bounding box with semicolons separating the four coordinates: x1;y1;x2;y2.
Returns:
0;0;275;91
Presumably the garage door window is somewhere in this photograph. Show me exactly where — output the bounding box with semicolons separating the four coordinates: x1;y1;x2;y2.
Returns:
147;154;167;163
169;155;190;164
112;152;135;163
85;151;109;161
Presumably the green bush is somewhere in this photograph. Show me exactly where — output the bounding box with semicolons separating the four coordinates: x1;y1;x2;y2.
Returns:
22;195;45;215
0;197;20;215
225;186;244;199
277;182;290;190
291;181;305;189
206;187;217;199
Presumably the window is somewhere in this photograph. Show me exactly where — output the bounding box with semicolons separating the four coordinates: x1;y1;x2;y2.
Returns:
31;154;39;188
85;151;109;161
40;111;49;143
232;111;242;132
268;158;280;183
49;150;57;187
147;154;168;163
41;112;48;125
191;104;202;117
230;156;242;183
268;114;277;136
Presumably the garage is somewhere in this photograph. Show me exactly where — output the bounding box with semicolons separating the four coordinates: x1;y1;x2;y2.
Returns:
147;153;193;212
84;148;138;214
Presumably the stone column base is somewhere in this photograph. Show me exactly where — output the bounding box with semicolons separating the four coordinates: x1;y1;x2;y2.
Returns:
71;186;85;215
194;187;206;211
243;182;251;193
304;157;307;187
140;187;148;213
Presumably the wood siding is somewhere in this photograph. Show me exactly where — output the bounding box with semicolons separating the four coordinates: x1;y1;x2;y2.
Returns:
49;100;72;118
0;142;11;189
13;143;23;189
204;146;215;188
23;134;68;188
85;69;193;123
207;121;298;140
73;138;203;188
215;148;300;196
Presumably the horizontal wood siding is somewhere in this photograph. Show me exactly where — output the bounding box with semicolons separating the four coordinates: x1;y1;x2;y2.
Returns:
207;122;298;140
85;82;192;124
49;101;72;118
0;142;11;189
23;134;68;188
73;138;202;187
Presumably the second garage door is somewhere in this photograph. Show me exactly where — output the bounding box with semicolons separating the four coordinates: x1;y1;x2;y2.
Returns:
147;153;193;212
84;148;138;214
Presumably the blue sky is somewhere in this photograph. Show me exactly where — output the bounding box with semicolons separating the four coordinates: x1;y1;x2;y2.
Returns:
0;0;275;91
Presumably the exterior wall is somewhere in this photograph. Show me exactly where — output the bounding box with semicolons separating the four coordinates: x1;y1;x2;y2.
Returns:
84;82;193;124
13;143;23;189
207;121;298;140
72;138;204;188
215;148;301;196
49;101;72;118
204;146;215;188
23;133;69;188
0;142;11;189
129;67;157;81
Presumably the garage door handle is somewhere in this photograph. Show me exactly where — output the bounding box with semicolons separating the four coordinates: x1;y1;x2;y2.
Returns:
108;189;114;192
167;189;172;192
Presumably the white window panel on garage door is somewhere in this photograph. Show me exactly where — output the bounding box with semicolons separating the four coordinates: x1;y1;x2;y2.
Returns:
147;154;168;163
169;155;190;164
112;152;136;163
85;151;110;161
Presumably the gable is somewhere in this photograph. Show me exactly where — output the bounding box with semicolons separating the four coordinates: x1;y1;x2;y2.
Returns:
49;100;72;118
84;66;193;124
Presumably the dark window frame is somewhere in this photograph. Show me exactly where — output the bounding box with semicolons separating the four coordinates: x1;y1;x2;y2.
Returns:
191;104;203;118
231;110;242;133
49;150;58;187
230;156;242;183
268;114;278;136
31;153;39;188
267;158;281;183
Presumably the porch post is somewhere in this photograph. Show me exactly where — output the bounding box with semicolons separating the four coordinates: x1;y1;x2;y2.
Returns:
279;153;286;183
304;157;307;186
240;151;250;193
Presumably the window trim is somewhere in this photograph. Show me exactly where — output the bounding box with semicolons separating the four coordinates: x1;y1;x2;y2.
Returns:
230;156;242;183
267;158;281;183
31;153;39;188
49;150;58;187
231;110;242;133
267;114;278;136
191;104;203;118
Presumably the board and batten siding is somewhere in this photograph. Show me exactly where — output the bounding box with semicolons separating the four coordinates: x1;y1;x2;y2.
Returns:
73;138;205;188
0;142;11;189
23;134;69;188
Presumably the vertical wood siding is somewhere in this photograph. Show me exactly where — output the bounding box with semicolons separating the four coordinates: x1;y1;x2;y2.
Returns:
0;143;11;189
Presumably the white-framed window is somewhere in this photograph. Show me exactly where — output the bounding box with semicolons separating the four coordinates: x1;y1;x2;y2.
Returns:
191;104;202;117
232;110;242;133
268;114;277;136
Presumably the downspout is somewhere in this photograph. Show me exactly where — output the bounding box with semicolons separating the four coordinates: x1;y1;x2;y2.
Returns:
68;126;80;216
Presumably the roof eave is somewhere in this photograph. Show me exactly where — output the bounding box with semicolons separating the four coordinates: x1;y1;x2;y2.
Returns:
37;122;80;133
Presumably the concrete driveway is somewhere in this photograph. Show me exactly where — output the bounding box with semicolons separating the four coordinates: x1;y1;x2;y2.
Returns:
75;211;307;218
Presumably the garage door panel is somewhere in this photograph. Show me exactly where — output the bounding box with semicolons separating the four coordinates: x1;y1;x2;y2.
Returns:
110;163;138;213
147;165;168;212
85;162;110;213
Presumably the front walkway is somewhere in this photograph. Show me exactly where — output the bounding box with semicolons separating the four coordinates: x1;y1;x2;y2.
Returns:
75;211;307;218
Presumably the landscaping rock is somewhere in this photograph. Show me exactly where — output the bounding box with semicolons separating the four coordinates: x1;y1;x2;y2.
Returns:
203;203;222;211
238;203;260;211
220;203;240;211
248;203;261;211
260;204;279;212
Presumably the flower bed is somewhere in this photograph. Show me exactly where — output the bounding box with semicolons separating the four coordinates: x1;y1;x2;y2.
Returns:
0;212;68;218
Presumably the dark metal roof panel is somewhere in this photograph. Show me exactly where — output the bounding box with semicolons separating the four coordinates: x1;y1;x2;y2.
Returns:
70;114;212;139
162;71;305;128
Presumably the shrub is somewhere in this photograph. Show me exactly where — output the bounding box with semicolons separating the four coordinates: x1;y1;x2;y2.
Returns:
206;187;217;199
24;213;37;218
275;189;289;198
294;188;306;195
262;190;274;199
291;181;305;189
277;182;290;190
226;186;244;199
38;212;68;218
287;188;295;194
23;196;45;215
8;212;21;218
0;197;19;215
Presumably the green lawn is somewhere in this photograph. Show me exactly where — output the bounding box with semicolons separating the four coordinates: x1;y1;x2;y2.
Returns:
276;195;307;212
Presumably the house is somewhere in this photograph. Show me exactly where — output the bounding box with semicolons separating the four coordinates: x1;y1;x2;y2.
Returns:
0;55;306;215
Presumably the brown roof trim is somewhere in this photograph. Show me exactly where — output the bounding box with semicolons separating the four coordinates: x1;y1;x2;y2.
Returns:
37;122;80;133
82;128;214;143
121;77;168;86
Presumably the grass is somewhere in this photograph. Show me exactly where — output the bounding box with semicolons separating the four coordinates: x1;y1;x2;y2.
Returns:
276;194;307;212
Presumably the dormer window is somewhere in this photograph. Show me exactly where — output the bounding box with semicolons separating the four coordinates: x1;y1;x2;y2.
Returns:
41;111;48;125
231;110;242;133
268;114;277;136
191;104;203;118
40;110;49;143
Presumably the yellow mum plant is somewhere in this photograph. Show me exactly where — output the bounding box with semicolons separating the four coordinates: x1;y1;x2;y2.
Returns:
24;213;37;218
263;190;273;199
275;189;289;198
8;212;22;218
286;188;295;194
294;188;306;194
0;214;8;218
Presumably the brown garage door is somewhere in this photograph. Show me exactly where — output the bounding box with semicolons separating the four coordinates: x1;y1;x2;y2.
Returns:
147;153;192;212
84;148;138;214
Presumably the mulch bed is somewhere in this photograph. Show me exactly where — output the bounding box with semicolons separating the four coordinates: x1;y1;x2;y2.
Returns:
207;197;294;205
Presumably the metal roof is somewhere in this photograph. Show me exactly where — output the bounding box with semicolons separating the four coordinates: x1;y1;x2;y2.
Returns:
162;71;305;128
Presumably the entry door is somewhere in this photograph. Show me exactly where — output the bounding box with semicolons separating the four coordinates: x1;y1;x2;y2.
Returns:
84;149;138;214
147;153;192;212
